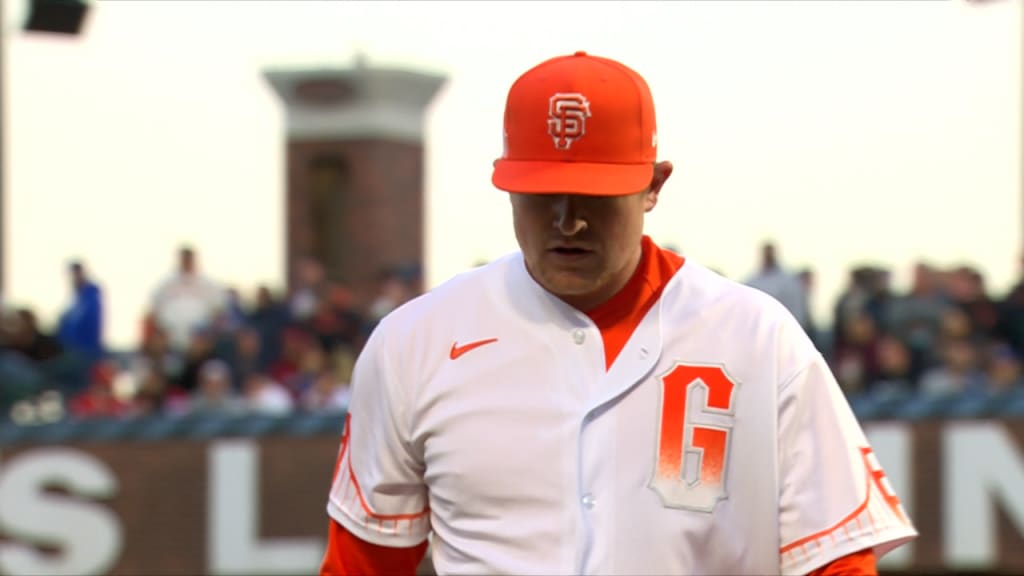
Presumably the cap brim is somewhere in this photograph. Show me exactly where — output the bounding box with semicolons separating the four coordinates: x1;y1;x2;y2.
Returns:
492;160;654;196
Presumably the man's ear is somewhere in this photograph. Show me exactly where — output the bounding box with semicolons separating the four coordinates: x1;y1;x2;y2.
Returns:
644;161;674;212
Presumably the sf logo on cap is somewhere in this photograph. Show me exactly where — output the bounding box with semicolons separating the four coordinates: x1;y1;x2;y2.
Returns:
547;93;591;150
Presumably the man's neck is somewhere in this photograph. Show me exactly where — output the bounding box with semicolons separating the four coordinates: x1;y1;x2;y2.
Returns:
558;244;645;313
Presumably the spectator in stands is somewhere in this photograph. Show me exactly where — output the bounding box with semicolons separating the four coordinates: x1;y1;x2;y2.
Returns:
68;360;130;419
744;241;809;332
6;308;62;364
136;324;184;387
367;268;413;325
247;285;288;368
52;261;106;393
868;336;915;398
919;338;987;398
863;267;895;334
994;254;1024;355
268;327;309;385
243;373;293;415
289;256;327;323
984;342;1022;394
939;307;975;345
188;359;244;415
0;309;47;407
831;310;882;395
308;283;361;354
150;246;226;353
206;287;248;346
131;368;168;417
174;328;221;394
946;266;1001;343
56;260;104;361
331;344;356;386
796;267;822;350
833;267;873;353
281;338;329;401
301;372;350;412
998;273;1024;357
230;326;266;389
301;344;355;412
221;287;248;331
886;262;950;381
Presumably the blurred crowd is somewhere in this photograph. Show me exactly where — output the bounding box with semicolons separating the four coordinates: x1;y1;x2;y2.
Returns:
0;247;419;424
1;241;1022;425
746;242;1024;403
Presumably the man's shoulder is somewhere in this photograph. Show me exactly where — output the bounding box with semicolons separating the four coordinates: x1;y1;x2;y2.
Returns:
155;273;186;291
667;261;820;378
375;254;520;336
667;261;806;328
673;261;788;306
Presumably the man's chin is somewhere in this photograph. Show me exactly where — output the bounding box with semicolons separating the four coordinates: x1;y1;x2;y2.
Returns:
538;275;598;299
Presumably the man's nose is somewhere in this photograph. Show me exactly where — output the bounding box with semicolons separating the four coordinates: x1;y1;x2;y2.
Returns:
553;195;587;236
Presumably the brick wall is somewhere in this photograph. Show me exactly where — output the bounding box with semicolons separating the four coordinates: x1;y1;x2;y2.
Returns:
285;138;424;304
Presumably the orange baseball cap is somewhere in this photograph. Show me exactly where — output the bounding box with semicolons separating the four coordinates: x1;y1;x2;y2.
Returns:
492;51;658;197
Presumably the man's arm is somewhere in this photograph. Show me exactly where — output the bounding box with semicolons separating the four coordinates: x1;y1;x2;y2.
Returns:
809;549;876;576
322;319;432;572
320;520;427;576
777;354;916;575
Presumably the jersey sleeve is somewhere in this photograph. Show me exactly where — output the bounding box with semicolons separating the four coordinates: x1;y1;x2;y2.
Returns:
320;519;428;575
325;322;431;547
777;354;917;576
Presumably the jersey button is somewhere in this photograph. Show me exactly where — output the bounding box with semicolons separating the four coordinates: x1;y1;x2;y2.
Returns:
581;493;596;509
572;329;586;345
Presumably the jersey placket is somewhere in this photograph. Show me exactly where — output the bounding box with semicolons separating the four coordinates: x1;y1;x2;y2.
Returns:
575;301;664;574
561;314;605;575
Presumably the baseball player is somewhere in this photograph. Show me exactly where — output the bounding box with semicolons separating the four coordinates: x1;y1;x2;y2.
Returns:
320;51;917;575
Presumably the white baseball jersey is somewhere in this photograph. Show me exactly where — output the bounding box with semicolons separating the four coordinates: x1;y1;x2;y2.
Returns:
326;246;917;575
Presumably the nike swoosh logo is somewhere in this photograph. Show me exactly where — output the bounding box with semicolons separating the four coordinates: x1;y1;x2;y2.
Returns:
449;338;499;360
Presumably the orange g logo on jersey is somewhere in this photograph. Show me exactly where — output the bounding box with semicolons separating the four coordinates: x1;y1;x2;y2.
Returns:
650;363;738;512
548;93;591;150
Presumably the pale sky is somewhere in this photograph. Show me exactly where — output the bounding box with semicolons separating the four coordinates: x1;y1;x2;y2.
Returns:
5;0;1021;348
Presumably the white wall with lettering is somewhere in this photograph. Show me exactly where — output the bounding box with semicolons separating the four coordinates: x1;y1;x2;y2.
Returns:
0;448;122;576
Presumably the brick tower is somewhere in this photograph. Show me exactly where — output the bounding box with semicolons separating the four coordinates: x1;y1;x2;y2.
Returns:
264;58;446;303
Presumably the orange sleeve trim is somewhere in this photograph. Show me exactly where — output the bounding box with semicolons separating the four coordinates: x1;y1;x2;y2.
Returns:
807;549;877;576
780;453;873;554
335;414;430;524
320;519;428;576
781;446;908;556
347;452;430;521
331;414;352;485
346;437;430;522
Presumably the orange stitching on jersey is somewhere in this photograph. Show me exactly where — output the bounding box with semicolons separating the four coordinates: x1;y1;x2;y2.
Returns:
344;421;430;523
779;461;871;554
331;414;352;486
779;445;908;556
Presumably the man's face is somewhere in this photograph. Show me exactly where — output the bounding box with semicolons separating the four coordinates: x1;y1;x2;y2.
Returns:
509;162;671;310
70;267;84;289
761;243;777;270
180;250;196;274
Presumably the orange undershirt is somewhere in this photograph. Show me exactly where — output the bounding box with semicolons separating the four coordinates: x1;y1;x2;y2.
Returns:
321;520;428;576
320;236;877;575
585;235;684;370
